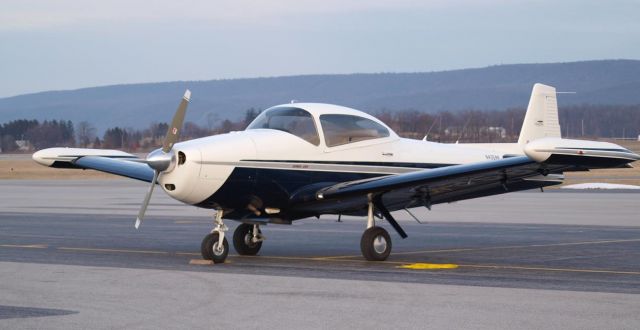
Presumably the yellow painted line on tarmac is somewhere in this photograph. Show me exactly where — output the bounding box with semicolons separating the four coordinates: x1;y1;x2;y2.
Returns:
458;264;640;276
237;255;640;275
0;244;48;249
57;247;168;254
174;220;198;224
4;239;636;276
237;254;405;265
322;238;640;259
398;263;459;270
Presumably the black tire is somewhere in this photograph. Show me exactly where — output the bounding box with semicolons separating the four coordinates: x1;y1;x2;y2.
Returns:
200;233;215;260
233;223;263;255
360;226;392;261
202;232;229;264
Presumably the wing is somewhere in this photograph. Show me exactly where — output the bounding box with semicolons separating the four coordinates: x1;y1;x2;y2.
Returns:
290;146;638;238
32;147;155;183
314;156;566;209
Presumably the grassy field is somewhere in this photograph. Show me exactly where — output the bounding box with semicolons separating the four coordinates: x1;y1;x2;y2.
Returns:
2;140;639;185
0;158;121;180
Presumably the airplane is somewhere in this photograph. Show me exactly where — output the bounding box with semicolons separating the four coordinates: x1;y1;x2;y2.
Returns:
33;84;640;263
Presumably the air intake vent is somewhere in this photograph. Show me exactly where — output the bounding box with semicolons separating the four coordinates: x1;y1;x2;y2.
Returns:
164;184;176;191
178;151;186;165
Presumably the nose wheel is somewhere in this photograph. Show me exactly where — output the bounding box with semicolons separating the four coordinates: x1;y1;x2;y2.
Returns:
201;232;229;264
200;210;229;264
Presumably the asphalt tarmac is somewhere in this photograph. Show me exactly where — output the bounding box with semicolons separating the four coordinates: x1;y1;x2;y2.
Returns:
1;180;639;329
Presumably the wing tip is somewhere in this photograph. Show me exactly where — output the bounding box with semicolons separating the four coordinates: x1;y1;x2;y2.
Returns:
183;89;191;102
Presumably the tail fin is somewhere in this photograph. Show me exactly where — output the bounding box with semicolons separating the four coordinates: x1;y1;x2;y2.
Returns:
518;83;561;145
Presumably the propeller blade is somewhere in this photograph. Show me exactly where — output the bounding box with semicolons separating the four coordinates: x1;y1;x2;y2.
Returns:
135;170;160;229
162;89;191;153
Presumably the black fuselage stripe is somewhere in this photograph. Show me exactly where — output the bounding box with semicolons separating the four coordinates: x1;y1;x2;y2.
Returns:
240;159;452;169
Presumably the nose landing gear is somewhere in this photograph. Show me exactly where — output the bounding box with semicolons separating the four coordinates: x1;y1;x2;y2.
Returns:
200;210;229;264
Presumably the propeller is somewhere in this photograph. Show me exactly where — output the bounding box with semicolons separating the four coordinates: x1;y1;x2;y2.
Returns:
135;89;191;229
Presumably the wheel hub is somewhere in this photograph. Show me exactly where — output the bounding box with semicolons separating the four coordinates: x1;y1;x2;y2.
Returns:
244;233;257;248
373;235;387;254
212;242;225;255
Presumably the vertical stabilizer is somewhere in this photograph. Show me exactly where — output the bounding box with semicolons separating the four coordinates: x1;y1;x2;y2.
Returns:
518;83;561;145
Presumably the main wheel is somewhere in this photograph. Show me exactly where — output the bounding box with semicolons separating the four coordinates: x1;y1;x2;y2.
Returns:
201;232;229;264
360;226;392;261
233;223;263;255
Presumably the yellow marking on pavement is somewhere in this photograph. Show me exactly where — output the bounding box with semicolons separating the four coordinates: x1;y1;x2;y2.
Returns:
0;244;47;249
174;220;198;224
398;263;459;270
189;259;213;265
57;247;168;254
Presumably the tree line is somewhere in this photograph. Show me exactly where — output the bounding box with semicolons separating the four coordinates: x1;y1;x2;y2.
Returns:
1;105;639;152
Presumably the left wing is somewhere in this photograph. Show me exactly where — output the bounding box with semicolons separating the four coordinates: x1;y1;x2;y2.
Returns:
32;148;155;182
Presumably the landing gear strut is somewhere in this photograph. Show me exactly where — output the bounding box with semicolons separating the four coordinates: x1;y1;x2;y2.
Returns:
200;210;229;264
233;223;265;255
360;194;406;261
360;194;392;261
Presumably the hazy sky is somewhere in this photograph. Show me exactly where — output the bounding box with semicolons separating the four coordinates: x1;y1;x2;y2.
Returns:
1;0;639;97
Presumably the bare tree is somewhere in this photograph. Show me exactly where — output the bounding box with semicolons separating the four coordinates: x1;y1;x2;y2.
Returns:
76;121;96;147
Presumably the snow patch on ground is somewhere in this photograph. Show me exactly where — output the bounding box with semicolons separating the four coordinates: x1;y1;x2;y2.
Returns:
562;183;640;190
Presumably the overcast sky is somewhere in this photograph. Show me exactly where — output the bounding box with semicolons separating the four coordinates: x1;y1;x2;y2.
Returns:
1;0;639;97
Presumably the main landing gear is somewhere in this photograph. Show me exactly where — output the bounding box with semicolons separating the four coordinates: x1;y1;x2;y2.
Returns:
359;194;407;261
200;210;266;264
233;223;265;255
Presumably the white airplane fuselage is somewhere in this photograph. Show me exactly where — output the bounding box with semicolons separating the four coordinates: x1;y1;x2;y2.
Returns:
162;129;503;207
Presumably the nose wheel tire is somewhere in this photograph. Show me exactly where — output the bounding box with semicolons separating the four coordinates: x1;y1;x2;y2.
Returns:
360;226;392;261
201;232;229;264
233;223;263;255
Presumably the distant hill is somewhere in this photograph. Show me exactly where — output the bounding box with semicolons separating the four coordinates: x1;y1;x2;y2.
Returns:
1;59;640;132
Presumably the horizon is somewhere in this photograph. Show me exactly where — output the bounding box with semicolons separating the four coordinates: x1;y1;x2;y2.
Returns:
2;58;637;99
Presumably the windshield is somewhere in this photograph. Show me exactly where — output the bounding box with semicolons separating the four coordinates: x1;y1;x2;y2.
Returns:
320;114;390;147
247;107;320;146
